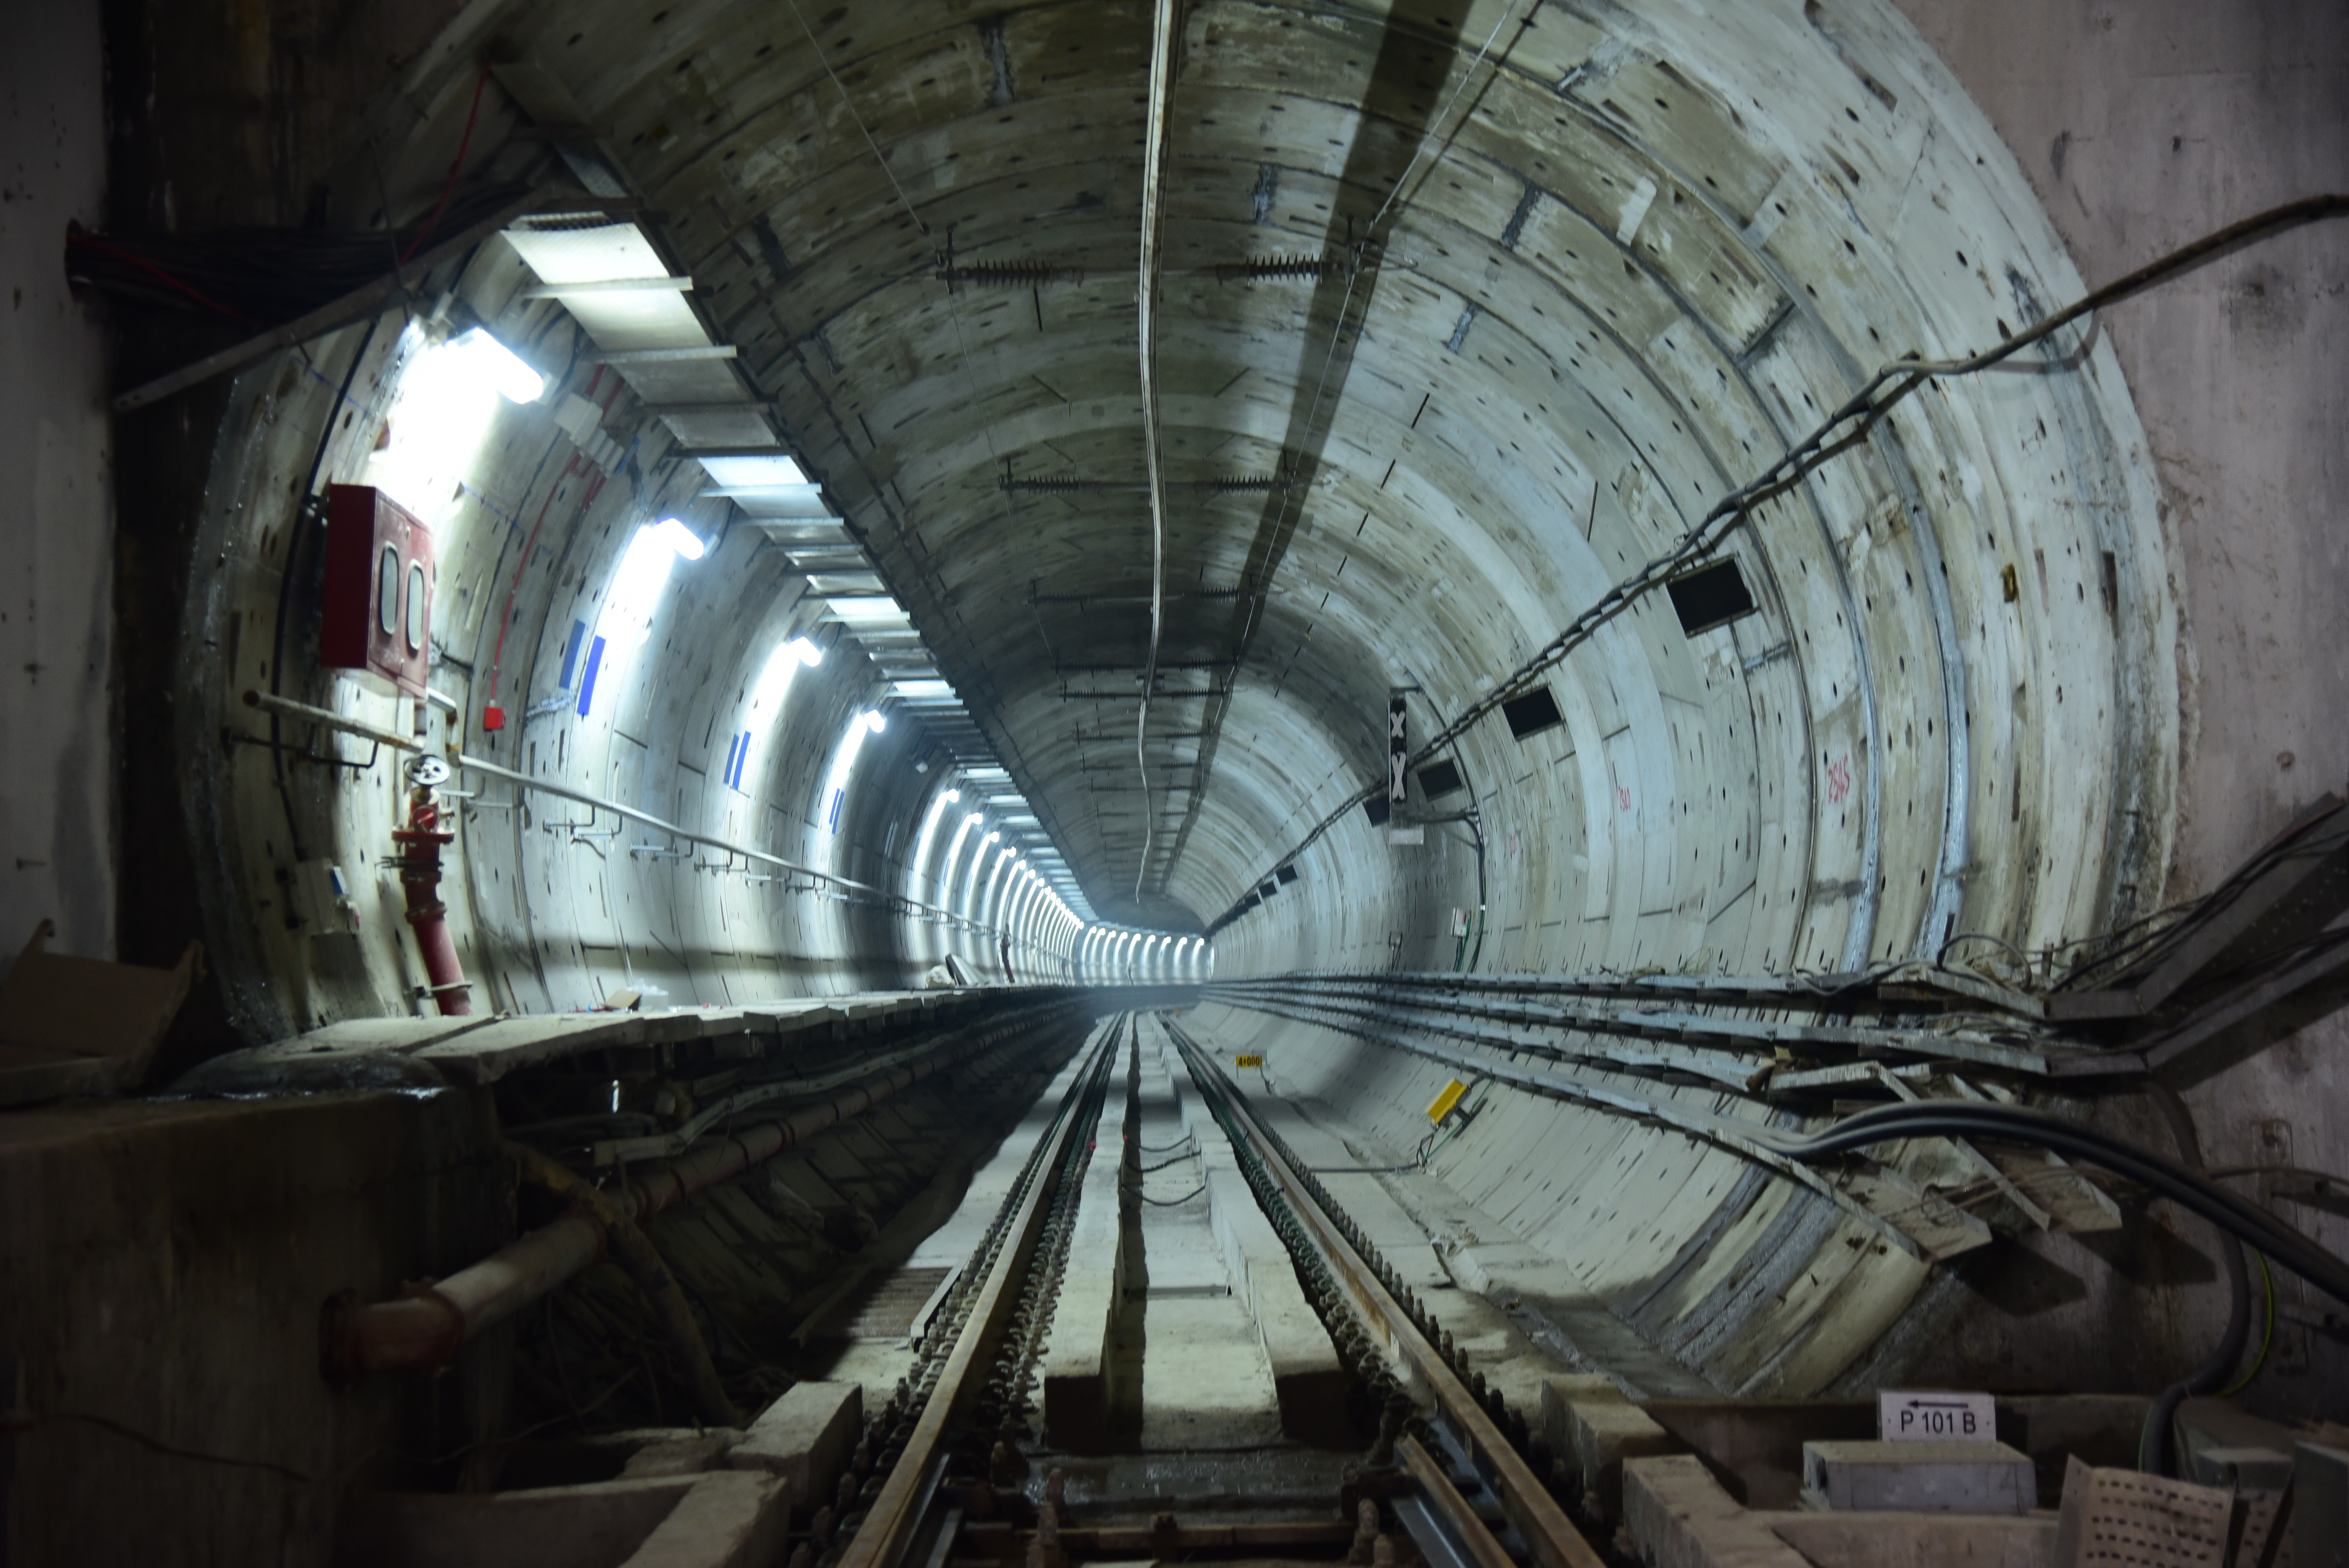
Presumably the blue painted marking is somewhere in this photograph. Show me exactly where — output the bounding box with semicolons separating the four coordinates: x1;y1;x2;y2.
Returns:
724;732;742;788
827;787;845;831
576;634;607;718
559;618;587;689
733;731;752;789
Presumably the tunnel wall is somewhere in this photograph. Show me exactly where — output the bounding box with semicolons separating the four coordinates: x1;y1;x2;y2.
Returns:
130;0;2341;1415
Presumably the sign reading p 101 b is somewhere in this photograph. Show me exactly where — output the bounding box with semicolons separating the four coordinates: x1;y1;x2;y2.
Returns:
1877;1390;1995;1442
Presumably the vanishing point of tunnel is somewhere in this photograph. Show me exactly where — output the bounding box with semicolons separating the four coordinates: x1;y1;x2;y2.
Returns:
3;0;2347;1562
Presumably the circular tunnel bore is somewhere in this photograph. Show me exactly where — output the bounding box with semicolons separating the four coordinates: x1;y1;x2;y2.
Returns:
141;0;2336;1505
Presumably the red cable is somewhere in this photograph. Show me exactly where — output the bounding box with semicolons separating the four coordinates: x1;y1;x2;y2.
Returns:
399;66;491;265
64;232;265;326
486;454;581;706
483;369;627;707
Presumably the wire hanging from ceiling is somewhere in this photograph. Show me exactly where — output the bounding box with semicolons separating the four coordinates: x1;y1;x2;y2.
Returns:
1223;191;2349;902
1134;0;1185;903
1169;0;1533;897
782;0;1079;892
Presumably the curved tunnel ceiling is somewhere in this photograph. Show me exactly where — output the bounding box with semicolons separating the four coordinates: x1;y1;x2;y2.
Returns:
142;0;2206;1409
166;0;2186;1025
406;0;2165;948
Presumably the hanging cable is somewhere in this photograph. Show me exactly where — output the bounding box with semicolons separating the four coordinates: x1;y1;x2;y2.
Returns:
1753;1099;2349;1309
1132;0;1183;903
2132;1084;2250;1476
398;67;492;264
2215;1250;2276;1399
1223;192;2349;906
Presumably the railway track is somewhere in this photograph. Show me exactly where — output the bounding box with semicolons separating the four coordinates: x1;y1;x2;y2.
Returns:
813;1010;1609;1568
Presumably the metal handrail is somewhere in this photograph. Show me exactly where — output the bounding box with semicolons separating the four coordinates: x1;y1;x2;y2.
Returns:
240;690;1051;953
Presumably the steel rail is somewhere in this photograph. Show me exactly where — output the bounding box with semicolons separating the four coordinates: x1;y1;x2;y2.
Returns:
1397;1434;1519;1568
1164;1021;1606;1568
324;999;1087;1381
834;1020;1121;1568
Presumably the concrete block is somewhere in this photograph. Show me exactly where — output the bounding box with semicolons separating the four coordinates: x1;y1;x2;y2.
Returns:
1538;1377;1678;1522
1800;1440;2035;1515
1198;1164;1347;1443
1645;1400;1876;1510
337;1476;699;1568
618;1471;791;1568
1042;1146;1126;1449
624;1432;743;1478
728;1381;861;1520
1622;1455;1812;1568
1767;1511;2055;1567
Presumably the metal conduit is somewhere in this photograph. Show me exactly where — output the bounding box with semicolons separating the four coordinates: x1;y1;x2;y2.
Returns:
322;1006;1077;1382
242;689;1049;955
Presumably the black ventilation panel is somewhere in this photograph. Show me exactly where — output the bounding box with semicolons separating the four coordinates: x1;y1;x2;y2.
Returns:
1666;559;1757;636
1259;879;1279;899
1417;759;1463;799
1502;686;1563;740
1365;795;1392;827
1274;864;1299;884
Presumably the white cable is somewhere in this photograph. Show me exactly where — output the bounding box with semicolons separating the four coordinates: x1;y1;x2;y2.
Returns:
1134;0;1183;903
1180;0;1531;882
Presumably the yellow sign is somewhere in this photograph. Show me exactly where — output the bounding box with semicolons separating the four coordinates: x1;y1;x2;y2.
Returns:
1426;1079;1469;1123
1235;1054;1264;1068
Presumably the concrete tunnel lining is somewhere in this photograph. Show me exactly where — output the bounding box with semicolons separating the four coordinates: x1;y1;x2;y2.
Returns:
165;0;2188;1405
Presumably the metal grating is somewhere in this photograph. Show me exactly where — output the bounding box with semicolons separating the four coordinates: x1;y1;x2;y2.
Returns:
798;1265;954;1343
2051;1457;2288;1566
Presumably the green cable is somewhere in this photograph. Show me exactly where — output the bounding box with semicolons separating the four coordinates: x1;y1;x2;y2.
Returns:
2217;1249;2275;1398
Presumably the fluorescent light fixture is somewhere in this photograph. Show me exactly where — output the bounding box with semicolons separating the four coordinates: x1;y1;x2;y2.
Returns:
451;327;546;404
789;635;823;666
861;709;887;733
599;524;684;647
700;454;809;489
943;788;961;803
826;597;910;624
652;517;706;560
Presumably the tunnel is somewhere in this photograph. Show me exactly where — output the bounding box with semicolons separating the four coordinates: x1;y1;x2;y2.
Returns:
4;0;2347;1561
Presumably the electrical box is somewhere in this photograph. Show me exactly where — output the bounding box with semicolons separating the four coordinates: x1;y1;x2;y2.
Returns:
1426;1079;1468;1123
321;484;433;697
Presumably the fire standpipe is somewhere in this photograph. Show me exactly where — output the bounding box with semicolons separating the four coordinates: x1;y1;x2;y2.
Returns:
394;754;472;1016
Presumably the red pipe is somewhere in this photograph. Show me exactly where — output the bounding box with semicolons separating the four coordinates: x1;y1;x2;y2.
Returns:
393;786;473;1015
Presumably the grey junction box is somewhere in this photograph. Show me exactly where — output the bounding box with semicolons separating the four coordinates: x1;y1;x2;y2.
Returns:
1800;1439;2038;1515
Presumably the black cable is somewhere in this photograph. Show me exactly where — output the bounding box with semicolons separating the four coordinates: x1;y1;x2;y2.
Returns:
1757;1100;2349;1309
16;1409;321;1483
2054;816;2349;991
2135;1084;2249;1477
1221;193;2349;912
1137;1183;1207;1206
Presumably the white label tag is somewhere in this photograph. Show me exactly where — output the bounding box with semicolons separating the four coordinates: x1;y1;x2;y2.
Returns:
1878;1390;1995;1442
